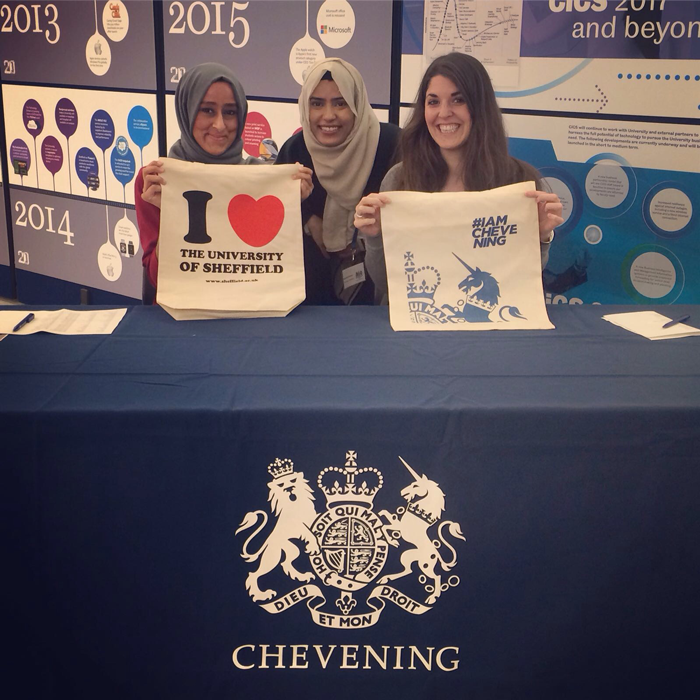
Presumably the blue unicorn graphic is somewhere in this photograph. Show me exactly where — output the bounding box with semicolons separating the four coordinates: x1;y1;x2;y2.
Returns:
442;254;526;323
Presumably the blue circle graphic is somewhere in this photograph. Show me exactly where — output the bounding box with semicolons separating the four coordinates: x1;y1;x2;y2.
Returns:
75;147;99;189
110;137;136;185
127;106;154;149
90;109;115;152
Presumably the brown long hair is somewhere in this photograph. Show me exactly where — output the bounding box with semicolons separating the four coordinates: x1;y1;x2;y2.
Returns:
397;53;539;192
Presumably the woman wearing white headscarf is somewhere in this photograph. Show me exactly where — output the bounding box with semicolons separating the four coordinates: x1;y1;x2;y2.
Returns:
136;62;312;292
276;58;400;304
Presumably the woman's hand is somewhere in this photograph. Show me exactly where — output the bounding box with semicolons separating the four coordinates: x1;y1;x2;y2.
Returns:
141;160;165;209
354;193;391;237
525;190;564;242
293;163;314;201
306;214;328;258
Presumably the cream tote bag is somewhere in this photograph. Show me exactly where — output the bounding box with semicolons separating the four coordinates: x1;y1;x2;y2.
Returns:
157;160;304;320
381;181;553;331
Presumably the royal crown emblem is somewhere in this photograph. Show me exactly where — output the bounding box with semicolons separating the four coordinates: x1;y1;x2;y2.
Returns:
404;250;527;324
236;451;466;629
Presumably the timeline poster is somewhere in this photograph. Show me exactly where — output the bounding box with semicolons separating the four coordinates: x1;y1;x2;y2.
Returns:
504;113;700;306
402;0;700;118
0;1;156;89
11;191;142;297
3;84;158;299
163;0;393;104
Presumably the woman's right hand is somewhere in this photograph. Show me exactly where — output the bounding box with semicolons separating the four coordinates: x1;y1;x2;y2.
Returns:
141;160;165;209
354;193;391;237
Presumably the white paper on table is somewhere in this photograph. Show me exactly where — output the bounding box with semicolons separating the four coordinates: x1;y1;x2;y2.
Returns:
602;311;700;340
0;308;127;335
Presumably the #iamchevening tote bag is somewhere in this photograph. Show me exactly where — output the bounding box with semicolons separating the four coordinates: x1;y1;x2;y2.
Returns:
380;181;553;331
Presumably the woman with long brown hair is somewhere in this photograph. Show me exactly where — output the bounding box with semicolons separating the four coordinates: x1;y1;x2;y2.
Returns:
354;52;563;303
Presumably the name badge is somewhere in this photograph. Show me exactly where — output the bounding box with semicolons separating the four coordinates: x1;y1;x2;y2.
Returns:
342;262;366;290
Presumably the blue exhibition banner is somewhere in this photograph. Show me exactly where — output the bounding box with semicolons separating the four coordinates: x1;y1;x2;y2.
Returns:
520;0;700;60
402;1;700;119
507;123;700;305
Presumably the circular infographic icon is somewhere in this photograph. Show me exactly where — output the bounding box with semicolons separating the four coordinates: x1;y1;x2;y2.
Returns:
585;163;629;209
91;110;116;151
621;244;685;304
110;137;136;186
538;168;583;235
289;33;325;85
127;106;154;150
583;155;637;219
22;99;44;137
86;30;112;76
114;213;140;258
98;239;123;281
642;183;694;238
41;136;64;175
55;98;79;138
10;139;31;176
75;147;100;191
242;112;272;157
317;0;356;49
583;225;603;245
102;0;129;42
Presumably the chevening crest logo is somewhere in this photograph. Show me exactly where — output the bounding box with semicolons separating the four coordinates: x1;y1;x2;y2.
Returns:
405;251;526;324
236;452;465;628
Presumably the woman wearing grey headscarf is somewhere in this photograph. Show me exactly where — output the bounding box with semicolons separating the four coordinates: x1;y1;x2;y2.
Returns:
136;63;312;290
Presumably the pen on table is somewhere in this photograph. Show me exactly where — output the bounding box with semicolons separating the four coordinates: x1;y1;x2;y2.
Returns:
12;312;35;333
662;314;690;329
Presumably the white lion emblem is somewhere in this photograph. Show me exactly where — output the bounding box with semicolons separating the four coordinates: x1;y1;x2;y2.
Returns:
236;464;318;602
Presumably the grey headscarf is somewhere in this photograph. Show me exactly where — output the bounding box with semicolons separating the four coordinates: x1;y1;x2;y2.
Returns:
169;62;248;164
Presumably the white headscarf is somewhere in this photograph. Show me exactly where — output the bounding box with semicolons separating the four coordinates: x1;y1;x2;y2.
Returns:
299;58;380;252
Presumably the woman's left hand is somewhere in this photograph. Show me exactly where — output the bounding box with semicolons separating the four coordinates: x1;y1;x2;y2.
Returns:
525;190;564;242
292;163;314;201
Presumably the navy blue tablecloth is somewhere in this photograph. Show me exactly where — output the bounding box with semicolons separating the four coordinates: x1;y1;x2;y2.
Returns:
2;305;699;699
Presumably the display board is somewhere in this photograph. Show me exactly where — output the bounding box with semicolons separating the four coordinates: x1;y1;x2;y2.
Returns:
505;113;700;305
163;0;393;104
0;0;157;90
400;1;700;304
3;84;158;299
1;1;698;304
0;177;11;297
401;0;700;118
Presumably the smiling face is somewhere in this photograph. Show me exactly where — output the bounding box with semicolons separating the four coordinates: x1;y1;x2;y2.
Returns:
308;79;355;147
192;80;239;155
424;74;472;153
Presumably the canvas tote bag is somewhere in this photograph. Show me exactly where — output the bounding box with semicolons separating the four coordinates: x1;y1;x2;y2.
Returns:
157;159;304;319
380;181;554;331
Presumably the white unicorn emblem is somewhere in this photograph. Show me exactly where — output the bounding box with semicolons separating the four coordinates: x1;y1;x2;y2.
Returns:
378;457;466;605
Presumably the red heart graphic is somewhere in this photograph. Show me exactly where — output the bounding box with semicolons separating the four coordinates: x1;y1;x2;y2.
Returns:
227;194;285;247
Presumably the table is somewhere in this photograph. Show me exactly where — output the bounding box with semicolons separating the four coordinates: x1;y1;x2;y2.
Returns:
3;305;699;699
